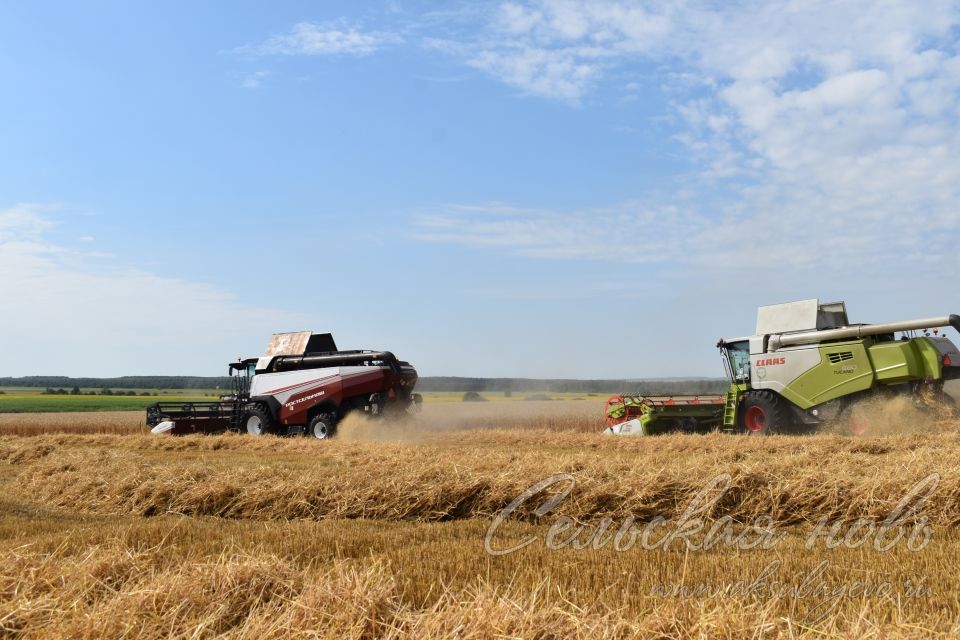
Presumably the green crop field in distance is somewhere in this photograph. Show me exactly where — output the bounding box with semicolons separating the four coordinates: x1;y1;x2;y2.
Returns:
0;395;213;413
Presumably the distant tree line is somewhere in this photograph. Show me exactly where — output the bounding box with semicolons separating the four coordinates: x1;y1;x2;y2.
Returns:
40;387;152;396
2;375;729;395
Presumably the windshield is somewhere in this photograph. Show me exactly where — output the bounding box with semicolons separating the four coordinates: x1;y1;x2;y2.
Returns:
226;362;256;399
723;341;751;383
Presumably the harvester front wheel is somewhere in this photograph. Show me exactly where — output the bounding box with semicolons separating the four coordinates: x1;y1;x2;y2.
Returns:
308;413;337;440
245;406;275;436
740;391;790;436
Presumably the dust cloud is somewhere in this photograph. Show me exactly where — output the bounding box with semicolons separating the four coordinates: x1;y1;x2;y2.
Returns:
821;390;959;437
334;398;605;443
945;380;959;402
335;388;960;443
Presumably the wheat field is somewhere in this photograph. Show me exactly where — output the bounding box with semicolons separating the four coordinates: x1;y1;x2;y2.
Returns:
2;400;960;638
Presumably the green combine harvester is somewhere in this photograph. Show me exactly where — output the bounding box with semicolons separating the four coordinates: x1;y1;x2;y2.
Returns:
604;299;960;436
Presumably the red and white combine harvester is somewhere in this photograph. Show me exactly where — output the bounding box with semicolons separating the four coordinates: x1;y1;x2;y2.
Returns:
146;332;421;438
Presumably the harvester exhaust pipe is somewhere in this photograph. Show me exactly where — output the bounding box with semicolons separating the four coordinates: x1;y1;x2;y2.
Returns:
770;315;960;350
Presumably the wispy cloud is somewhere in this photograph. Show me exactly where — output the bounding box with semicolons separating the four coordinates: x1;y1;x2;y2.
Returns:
241;70;269;89
467;46;601;102
417;202;707;263
0;205;308;376
417;1;960;292
416;190;958;282
0;203;55;242
430;1;673;102
241;21;401;57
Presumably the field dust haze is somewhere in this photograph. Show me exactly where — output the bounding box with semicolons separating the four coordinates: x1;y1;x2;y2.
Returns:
815;386;959;437
335;398;605;442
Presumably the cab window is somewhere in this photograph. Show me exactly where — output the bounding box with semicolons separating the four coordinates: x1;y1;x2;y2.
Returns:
724;341;751;383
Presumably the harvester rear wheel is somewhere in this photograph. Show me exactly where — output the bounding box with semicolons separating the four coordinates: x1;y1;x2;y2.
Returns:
739;391;791;436
245;406;275;436
308;413;337;440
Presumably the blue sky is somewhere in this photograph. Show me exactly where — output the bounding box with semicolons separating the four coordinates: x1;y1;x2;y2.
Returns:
2;1;959;377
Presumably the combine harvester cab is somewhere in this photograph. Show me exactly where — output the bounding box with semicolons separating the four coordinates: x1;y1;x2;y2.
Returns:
147;332;421;438
605;300;960;436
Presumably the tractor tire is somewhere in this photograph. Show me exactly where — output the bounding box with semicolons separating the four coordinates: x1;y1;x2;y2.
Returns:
739;390;792;436
308;413;337;440
245;405;275;436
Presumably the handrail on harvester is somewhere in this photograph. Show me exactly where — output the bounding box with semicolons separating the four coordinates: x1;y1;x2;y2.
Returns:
618;394;726;406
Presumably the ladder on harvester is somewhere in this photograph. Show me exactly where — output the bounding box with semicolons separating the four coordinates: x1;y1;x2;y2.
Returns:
722;387;742;432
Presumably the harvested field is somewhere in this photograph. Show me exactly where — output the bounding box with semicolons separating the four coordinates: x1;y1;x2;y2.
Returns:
3;531;958;639
0;399;604;437
4;429;960;524
2;411;960;638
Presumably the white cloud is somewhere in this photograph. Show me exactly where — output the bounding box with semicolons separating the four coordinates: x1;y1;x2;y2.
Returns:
0;205;308;376
421;1;960;294
0;203;54;241
467;46;600;101
447;1;674;101
246;21;401;57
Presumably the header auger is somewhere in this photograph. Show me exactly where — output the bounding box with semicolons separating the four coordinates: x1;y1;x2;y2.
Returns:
605;300;960;436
